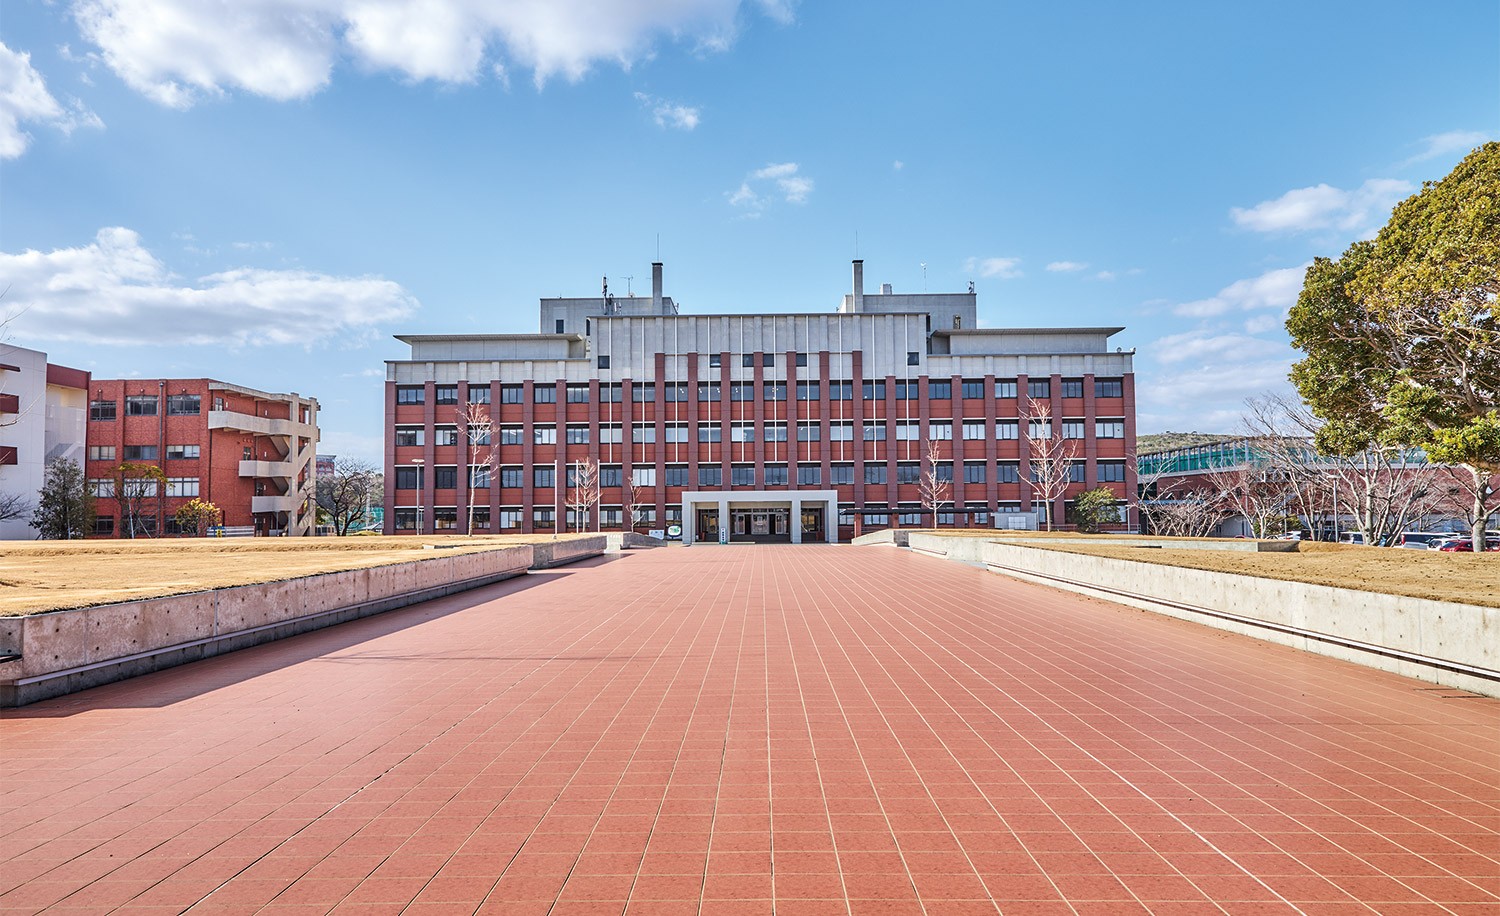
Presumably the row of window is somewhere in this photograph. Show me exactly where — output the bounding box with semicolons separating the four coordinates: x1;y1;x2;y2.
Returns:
88;477;201;498
391;505;674;531
88;395;204;420
89;516;207;536
396;378;1127;406
87;444;201;462
394;460;1128;491
395;418;1128;447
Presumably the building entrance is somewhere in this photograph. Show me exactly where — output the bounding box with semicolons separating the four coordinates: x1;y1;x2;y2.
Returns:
731;508;789;541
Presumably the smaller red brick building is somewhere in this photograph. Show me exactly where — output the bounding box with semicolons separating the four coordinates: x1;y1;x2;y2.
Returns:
84;379;319;537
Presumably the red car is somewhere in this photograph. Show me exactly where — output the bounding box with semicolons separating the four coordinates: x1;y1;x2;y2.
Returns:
1436;538;1500;552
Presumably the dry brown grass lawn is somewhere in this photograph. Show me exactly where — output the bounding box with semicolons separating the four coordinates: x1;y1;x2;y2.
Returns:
0;534;598;616
900;531;1499;608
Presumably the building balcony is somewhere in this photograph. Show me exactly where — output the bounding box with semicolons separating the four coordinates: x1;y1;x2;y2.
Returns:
251;494;302;514
208;410;316;439
239;459;296;479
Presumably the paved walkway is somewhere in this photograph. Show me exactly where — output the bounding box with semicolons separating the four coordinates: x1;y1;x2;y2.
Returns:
2;546;1497;916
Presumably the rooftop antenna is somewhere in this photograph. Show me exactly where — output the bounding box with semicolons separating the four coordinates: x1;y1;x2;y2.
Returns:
625;276;634;297
920;262;927;292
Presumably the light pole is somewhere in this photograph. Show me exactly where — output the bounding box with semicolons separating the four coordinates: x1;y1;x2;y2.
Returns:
411;458;425;535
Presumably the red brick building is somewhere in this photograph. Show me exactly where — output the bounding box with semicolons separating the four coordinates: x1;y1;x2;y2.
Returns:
84;379;319;537
383;261;1137;542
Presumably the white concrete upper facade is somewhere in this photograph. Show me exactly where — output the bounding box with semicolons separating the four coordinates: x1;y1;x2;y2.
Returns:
0;344;89;540
389;260;1134;384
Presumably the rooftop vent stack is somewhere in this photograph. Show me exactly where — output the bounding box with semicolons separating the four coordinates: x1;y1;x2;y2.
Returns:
652;262;663;312
852;259;864;312
880;283;892;295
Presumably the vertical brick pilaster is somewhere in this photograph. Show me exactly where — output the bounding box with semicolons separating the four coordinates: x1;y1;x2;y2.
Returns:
884;376;898;516
819;351;832;497
1017;372;1031;514
588;379;600;530
456;380;469;532
555;378;567;532
621;378;634;529
686;354;699;496
752;354;766;489
422;380;436;534
654;354;667;528
917;375;932;525
951;373;964;526
521;379;534;533
983;373;997;519
786;351;799;491
1083;373;1098;489
852;350;865;510
1123;373;1139;531
719;354;731;493
1051;372;1065;528
489;380;501;532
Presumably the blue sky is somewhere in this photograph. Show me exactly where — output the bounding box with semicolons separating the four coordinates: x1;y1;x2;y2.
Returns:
2;0;1495;463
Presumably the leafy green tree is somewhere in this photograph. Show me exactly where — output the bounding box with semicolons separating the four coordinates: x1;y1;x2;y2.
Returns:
173;498;222;536
30;458;95;539
1067;486;1121;533
1287;142;1499;550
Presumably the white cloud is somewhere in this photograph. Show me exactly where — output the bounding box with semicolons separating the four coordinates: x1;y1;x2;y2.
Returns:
0;227;418;347
1243;313;1280;334
1229;178;1412;235
892;160;903;171
963;256;1022;279
0;41;103;158
633;91;699;130
1094;270;1116;281
1045;261;1087;272
1136;354;1298;434
70;0;787;108
1150;329;1288;365
1400;129;1493;167
727;161;813;209
1172;264;1308;317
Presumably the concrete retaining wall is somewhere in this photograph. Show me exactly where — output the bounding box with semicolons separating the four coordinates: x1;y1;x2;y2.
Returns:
852;530;909;547
0;545;536;707
605;532;667;552
528;535;608;568
899;534;1500;698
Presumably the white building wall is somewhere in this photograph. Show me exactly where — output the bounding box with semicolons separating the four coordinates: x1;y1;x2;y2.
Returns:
0;345;49;540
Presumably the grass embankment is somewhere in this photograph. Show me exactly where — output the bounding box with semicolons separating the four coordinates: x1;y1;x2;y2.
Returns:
903;530;1500;608
0;534;597;616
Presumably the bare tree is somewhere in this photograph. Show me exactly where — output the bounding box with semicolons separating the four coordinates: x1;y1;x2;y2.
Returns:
624;482;651;530
455;402;497;536
316;458;380;535
1026;402;1077;530
1205;452;1297;538
567;458;601;533
112;462;166;538
918;438;950;528
0;491;31;522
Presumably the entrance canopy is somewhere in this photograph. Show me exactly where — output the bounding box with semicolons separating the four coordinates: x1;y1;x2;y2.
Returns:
681;490;839;545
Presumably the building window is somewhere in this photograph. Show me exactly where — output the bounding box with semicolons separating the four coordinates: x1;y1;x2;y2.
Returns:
631;467;656;487
565;384;590;403
863;423;886;442
961;380;985;400
498;426;522;445
534;507;554;529
741;354;754;368
535;426;557;444
862;381;881;401
896;462;920;484
395;467;420;489
130;515;158;536
964;462;986;484
933;462;954;482
798;465;821;486
1062;421;1086;440
763;353;774;367
997;464;1020;484
500;468;525;488
796;381;819;401
165;444;199;460
435;467;458;489
1068;463;1087;483
500;385;524;404
796;424;821;442
435;386;459;405
699;425;722;443
599;465;622;488
1028;380;1051;399
664;382;689;402
566;425;590;444
929;422;952;440
166;477;200;497
1096;420;1126;439
435;427;459;446
865;464;886;485
626;382;651;403
830;464;855;485
698;383;721;402
962;422;986;440
470;466;491;488
534;467;555;488
125;395;158;416
796;353;808;367
1028;419;1052;439
88;445;115;461
764;424;787;443
968;504;989;527
428;507;456;530
664;424;690;443
470;506;491;528
534;385;557;403
599;425;623;443
664;466;690;487
1060;379;1084;399
1098;462;1127;482
1095;378;1124;399
599;507;622;527
730;423;755;443
698;466;722;487
93;516;115;536
600;384;623;403
829;381;854;401
898;510;923;526
907;351;919;366
89;478;114;497
764;464;789;485
166;394;201;415
90;399;116;421
632;424;655;443
996;380;1018;399
598;356;611;369
469;429;491;446
731;465;755;486
393;508;417;530
498;508;522;529
829;423;854;442
396;386;424;405
928;380;952;400
895;420;920;441
395;427;423;447
892;381;916;400
469;387;491;404
123;445;158;461
555;318;566;333
243;446;253;460
763;383;787;402
996;420;1019;440
709;354;722;368
729;382;753;402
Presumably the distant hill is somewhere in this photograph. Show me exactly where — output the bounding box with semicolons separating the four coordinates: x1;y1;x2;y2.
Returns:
1136;431;1234;453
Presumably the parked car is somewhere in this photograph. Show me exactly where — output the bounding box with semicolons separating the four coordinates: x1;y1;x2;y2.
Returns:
1396;531;1452;549
1339;532;1366;545
1435;538;1500;552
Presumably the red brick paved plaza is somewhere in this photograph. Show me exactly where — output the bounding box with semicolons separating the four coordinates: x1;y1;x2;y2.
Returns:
3;546;1497;915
